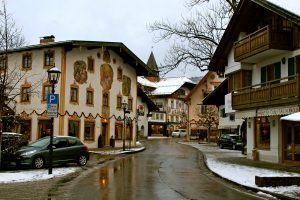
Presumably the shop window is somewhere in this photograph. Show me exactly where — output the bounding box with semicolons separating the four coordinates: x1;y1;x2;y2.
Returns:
84;121;95;141
115;123;123;140
68;120;80;138
19;119;31;140
255;117;270;149
38;119;52;138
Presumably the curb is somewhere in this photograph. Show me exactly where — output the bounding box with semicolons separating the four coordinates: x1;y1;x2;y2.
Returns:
201;152;295;200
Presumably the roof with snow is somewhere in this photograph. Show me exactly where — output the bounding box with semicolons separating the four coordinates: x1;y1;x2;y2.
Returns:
138;76;196;96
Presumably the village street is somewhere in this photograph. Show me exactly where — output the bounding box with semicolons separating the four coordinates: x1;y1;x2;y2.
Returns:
0;139;261;200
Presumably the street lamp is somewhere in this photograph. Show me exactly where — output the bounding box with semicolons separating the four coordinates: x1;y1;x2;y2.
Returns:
121;100;130;151
47;66;61;175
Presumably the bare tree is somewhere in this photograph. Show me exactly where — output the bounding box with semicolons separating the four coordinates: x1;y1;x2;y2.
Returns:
149;0;239;76
195;105;218;142
0;0;34;168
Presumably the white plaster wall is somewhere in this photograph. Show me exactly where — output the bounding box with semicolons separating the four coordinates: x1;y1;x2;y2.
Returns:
136;96;149;137
10;45;139;148
11;47;63;141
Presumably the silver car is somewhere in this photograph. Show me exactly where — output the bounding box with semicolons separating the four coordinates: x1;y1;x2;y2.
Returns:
172;129;187;137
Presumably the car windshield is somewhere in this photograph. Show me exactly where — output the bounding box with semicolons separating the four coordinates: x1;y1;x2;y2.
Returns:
29;137;50;148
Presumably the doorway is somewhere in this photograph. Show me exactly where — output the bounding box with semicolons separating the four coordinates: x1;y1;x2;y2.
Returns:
283;123;300;162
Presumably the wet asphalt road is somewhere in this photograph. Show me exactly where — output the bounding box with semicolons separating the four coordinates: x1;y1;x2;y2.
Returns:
68;138;264;200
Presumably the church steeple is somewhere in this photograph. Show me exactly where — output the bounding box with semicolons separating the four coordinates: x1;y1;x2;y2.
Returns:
146;51;159;82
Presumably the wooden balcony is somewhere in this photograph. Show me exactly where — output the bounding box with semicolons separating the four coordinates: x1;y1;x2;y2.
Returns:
232;75;300;110
234;25;293;62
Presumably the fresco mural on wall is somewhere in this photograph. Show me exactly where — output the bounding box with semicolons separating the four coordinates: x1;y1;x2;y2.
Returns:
122;75;131;96
100;50;113;91
74;60;88;84
100;64;113;91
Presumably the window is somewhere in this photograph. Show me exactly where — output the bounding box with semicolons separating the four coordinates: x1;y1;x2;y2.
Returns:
255;117;270;149
21;86;31;102
70;86;78;103
19;119;31;140
228;70;252;92
261;62;281;85
117;95;122;109
115;123;123;140
117;67;123;81
22;53;32;69
0;57;6;70
128;98;133;110
86;90;94;105
84;121;95;141
44;50;54;67
68;120;80;138
42;83;52;102
103;93;109;107
200;105;207;114
87;56;94;72
53;138;68;148
171;100;174;109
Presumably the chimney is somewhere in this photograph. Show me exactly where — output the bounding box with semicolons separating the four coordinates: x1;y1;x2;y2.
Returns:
40;35;55;44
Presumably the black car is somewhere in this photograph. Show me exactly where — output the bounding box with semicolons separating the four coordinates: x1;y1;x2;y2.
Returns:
217;134;243;150
1;132;28;167
15;136;89;169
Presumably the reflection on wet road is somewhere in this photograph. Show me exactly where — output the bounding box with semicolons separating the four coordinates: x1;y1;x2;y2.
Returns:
71;139;262;200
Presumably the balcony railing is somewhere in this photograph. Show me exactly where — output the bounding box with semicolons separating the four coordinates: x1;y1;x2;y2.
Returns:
232;75;300;110
234;25;293;62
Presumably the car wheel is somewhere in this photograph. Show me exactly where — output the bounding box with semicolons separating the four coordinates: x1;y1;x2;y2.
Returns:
232;144;236;150
220;144;223;149
33;157;44;169
77;154;88;166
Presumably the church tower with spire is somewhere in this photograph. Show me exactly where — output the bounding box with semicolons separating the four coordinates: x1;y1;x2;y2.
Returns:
145;51;160;82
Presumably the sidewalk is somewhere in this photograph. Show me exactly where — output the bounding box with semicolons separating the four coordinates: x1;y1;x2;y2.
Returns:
182;142;300;200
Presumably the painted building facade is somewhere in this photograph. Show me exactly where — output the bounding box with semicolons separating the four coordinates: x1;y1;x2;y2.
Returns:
184;71;224;141
5;38;152;148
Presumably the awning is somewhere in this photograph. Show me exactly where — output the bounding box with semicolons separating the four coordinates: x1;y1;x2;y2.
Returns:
235;110;256;119
257;106;299;117
280;112;300;122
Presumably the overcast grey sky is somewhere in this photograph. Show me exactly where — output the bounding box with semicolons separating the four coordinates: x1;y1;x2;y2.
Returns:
8;0;203;78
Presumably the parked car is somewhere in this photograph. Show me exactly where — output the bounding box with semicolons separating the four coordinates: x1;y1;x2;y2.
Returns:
15;136;89;169
1;132;28;167
172;129;187;138
217;134;243;150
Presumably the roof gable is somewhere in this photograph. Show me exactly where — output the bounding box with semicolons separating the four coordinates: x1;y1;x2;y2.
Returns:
209;0;300;72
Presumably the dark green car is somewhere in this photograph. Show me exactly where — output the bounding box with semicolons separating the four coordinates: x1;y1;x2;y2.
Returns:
15;136;89;169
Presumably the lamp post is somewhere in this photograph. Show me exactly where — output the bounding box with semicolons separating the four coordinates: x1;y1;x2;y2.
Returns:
121;100;130;151
47;66;61;175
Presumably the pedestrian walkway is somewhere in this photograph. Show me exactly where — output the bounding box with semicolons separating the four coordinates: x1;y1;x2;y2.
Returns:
182;142;300;200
